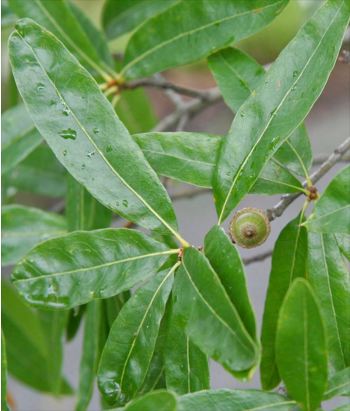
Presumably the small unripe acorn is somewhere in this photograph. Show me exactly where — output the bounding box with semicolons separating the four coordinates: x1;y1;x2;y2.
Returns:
229;207;270;248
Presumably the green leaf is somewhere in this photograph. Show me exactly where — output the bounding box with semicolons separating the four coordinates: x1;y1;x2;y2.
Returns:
177;389;297;411
68;1;113;67
204;225;256;340
102;0;177;40
324;367;350;400
8;0;111;77
66;175;112;231
261;213;308;390
305;165;350;234
336;234;350;260
66;304;85;341
134;131;303;194
208;47;312;177
1;103;42;175
9;19;182;241
38;309;68;394
1;332;10;411
2;0;16;28
2;205;67;266
214;0;350;223
12;228;177;309
1;281;72;394
121;0;288;79
5;144;67;198
75;300;102;411
174;248;258;375
308;233;350;372
123;390;177;411
98;265;177;406
164;299;209;394
276;278;328;411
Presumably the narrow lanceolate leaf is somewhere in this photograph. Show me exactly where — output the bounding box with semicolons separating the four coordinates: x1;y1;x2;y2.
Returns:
204;225;256;341
306;165;350;234
76;300;102;411
134;132;303;194
165;300;209;394
12;228;176;309
308;233;350;372
66;175;112;231
214;0;350;223
261;214;308;390
2;104;42;175
8;0;111;76
276;278;328;411
2;205;67;266
208;47;312;177
336;234;350;260
121;0;288;79
1;332;10;411
5;145;67;198
174;248;258;375
123;390;177;411
2;281;72;394
98;266;176;406
324;367;350;399
68;2;113;67
177;389;296;411
102;0;177;40
9;20;181;240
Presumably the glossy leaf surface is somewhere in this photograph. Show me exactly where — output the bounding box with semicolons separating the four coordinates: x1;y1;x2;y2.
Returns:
122;0;288;79
208;47;312;177
1;332;9;411
123;390;177;411
5;144;66;198
98;266;176;406
214;0;350;223
276;278;328;411
2;104;42;175
9;19;180;238
76;300;102;411
134;132;303;194
165;300;209;394
261;214;308;390
177;389;296;411
204;225;256;340
2;205;67;266
12;228;175;309
102;0;177;40
174;248;258;374
1;281;71;394
308;233;350;373
9;0;110;75
324;367;350;399
306;165;350;234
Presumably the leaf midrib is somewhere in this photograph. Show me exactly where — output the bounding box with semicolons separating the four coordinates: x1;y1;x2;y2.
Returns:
16;30;179;239
218;0;340;222
122;1;284;76
14;249;176;283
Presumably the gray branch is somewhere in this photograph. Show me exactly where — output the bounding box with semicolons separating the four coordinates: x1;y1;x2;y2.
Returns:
267;136;350;221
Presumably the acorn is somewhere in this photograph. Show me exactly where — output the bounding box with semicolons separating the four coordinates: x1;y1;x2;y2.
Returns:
229;207;270;248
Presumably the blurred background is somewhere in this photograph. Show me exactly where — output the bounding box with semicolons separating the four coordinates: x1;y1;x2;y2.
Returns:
2;0;349;410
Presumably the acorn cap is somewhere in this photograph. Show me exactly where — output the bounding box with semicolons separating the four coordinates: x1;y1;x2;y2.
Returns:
229;207;270;248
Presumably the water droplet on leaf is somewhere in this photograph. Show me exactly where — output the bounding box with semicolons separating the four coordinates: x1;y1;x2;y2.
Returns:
87;151;95;158
122;199;128;207
59;128;77;140
36;83;45;92
63;149;67;156
93;127;99;134
106;145;113;153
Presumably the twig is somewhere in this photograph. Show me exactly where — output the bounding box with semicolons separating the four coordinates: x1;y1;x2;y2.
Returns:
124;77;218;100
243;250;273;265
267;137;350;221
153;73;183;108
313;152;350;165
153;88;222;131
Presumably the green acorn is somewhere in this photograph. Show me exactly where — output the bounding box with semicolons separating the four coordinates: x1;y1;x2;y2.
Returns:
229;207;270;248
